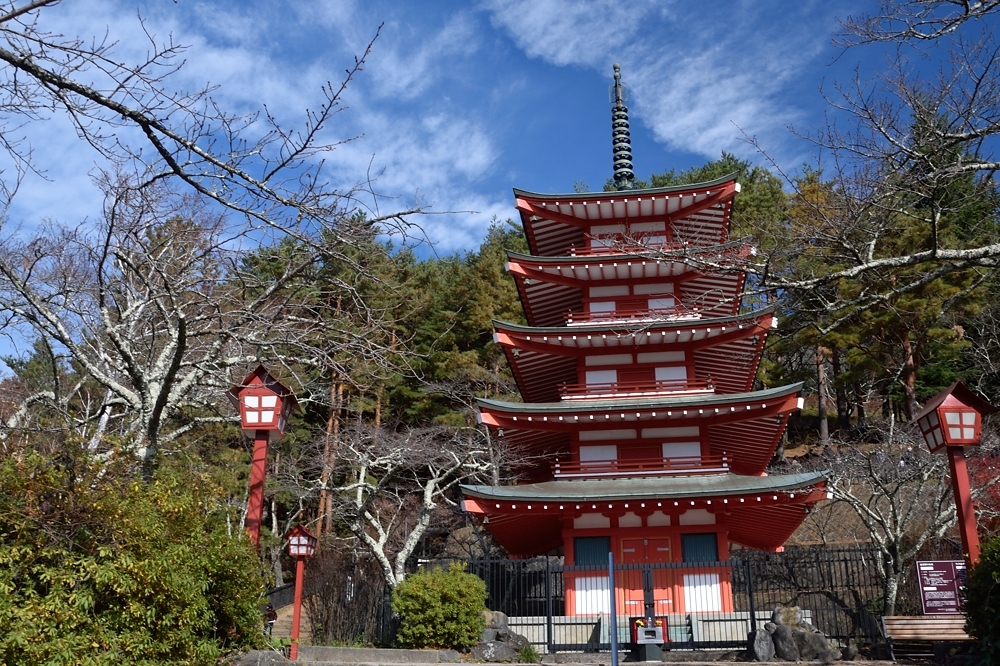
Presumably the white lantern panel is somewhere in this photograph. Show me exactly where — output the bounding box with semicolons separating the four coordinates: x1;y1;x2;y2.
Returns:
945;412;961;425
964;427;975;439
929;412;939;427
262;395;278;408
933;430;943;446
245;411;259;423
261;410;275;423
963;411;977;425
949;427;962;440
244;395;259;408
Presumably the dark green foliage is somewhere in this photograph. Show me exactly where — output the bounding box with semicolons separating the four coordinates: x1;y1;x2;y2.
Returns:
392;564;487;650
0;450;267;665
963;536;1000;664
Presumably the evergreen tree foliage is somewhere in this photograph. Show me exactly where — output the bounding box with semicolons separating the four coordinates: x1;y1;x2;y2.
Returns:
0;449;266;665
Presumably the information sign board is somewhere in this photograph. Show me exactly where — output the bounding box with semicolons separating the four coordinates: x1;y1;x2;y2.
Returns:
916;560;967;614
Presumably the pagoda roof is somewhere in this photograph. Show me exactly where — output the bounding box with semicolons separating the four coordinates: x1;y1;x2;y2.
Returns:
463;470;826;502
515;175;739;257
494;309;776;403
477;383;803;477
461;470;828;556
507;248;747;328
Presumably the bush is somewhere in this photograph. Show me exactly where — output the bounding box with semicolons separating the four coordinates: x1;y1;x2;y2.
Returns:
962;536;1000;664
0;451;267;665
392;563;486;650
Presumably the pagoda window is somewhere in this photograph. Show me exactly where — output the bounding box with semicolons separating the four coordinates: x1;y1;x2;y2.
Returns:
655;366;688;388
647;297;676;312
574;536;611;565
662;441;701;459
681;533;720;562
643;426;699;439
587;301;616;317
579;444;618;462
585;369;617;387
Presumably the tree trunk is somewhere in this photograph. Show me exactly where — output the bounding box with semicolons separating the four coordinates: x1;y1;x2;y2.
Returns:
853;380;867;427
830;348;850;432
817;344;829;448
318;375;343;537
900;336;919;420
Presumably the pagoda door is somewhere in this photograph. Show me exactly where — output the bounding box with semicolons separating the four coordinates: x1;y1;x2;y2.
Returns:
620;538;673;619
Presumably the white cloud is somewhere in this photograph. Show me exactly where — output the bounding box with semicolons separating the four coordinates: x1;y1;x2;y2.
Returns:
484;0;834;162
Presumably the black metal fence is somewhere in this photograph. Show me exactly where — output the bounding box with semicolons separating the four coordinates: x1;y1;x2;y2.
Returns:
463;545;884;652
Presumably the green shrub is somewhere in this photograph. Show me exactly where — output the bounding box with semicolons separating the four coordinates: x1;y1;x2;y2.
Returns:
392;563;486;650
517;642;540;663
963;536;1000;664
0;451;267;665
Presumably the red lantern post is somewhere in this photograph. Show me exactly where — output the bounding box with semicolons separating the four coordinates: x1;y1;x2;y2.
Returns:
285;524;317;661
915;381;996;564
228;365;299;549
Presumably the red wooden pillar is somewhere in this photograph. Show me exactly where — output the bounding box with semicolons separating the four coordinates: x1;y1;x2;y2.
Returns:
290;555;306;660
947;446;981;564
246;429;270;549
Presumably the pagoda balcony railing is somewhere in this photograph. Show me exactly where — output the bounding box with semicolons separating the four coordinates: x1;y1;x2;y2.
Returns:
552;455;730;479
559;378;713;400
565;304;702;326
566;234;687;257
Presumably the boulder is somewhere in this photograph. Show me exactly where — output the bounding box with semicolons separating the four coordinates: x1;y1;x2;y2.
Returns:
842;641;860;661
749;629;775;662
481;628;498;643
482;609;509;630
771;606;803;627
772;624;799;661
471;640;519;663
764;621;777;635
819;648;843;664
504;631;531;651
794;628;831;659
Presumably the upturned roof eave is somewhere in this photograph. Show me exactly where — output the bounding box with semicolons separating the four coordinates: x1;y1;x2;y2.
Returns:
492;306;777;336
461;470;828;502
513;173;739;202
504;238;752;263
476;382;803;413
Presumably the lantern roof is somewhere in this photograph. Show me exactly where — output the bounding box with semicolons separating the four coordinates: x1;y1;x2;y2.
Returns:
914;381;996;422
284;522;316;541
227;364;301;414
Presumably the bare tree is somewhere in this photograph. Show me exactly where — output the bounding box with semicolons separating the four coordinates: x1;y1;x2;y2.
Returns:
0;4;425;474
807;416;997;614
330;423;498;588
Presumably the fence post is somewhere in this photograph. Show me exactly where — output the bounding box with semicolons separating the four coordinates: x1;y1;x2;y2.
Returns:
609;551;618;666
745;559;757;634
545;557;553;655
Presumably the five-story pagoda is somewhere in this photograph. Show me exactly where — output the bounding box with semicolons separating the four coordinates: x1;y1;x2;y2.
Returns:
462;65;828;616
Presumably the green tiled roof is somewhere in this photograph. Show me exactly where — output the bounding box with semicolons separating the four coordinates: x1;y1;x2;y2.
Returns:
462;470;828;502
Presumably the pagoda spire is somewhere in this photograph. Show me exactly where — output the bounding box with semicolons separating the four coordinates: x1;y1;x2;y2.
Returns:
611;63;636;191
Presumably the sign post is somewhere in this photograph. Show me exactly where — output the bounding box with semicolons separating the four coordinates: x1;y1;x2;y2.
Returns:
916;560;968;615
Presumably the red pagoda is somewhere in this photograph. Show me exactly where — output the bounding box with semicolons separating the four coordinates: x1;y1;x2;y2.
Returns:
462;65;828;616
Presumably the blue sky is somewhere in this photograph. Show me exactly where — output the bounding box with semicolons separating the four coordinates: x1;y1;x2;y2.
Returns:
4;0;875;255
1;0;901;371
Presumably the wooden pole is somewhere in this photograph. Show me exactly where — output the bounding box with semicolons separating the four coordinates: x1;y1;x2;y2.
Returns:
246;429;269;549
947;446;981;564
290;556;306;660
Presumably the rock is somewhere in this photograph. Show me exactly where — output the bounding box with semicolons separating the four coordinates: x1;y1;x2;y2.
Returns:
471;640;519;662
749;629;775;662
438;649;461;663
819;648;842;664
843;642;860;661
794;628;831;659
504;631;531;651
772;624;799;661
483;609;509;630
481;628;498;643
764;621;777;635
771;606;803;627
